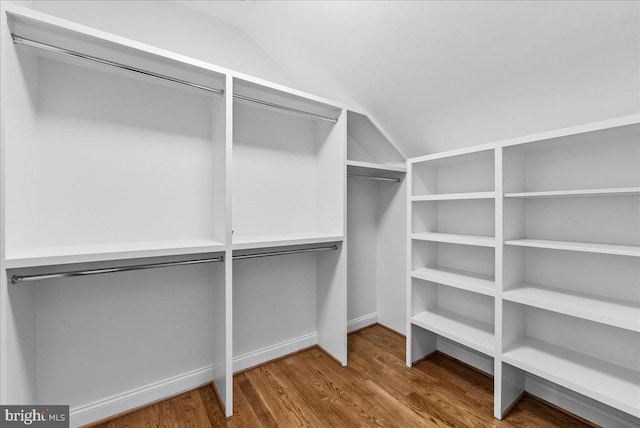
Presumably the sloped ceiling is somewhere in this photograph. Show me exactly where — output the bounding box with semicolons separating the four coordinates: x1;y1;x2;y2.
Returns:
177;1;640;157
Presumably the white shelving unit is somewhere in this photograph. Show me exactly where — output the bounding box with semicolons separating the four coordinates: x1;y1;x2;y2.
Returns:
407;145;498;379
346;110;407;334
0;4;396;427
408;115;640;427
0;6;233;426
230;77;348;375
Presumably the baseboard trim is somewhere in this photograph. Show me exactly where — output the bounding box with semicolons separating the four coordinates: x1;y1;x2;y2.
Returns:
525;375;640;428
72;365;215;427
232;332;318;373
347;312;378;333
436;337;494;376
73;333;319;426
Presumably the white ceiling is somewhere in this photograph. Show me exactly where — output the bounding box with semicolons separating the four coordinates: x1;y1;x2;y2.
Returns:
177;1;639;157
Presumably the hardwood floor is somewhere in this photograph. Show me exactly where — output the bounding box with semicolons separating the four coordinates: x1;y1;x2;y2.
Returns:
87;325;592;427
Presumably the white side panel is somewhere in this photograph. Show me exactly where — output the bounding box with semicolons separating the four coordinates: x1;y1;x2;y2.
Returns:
377;177;407;334
347;179;378;323
316;110;346;235
6;283;37;404
317;243;347;365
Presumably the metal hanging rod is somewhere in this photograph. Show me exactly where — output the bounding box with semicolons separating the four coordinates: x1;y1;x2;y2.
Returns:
233;93;338;123
347;173;401;182
10;256;224;284
12;34;339;123
233;244;338;261
11;34;225;96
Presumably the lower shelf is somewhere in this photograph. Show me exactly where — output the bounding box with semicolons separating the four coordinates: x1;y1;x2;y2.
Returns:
411;308;494;356
502;337;640;418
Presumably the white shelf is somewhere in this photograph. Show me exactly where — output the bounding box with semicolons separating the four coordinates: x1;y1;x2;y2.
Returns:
412;267;495;296
412;191;495;202
411;308;494;356
346;160;407;173
505;187;640;198
5;239;226;269
232;232;343;251
503;337;640;418
412;232;496;248
505;239;640;257
504;284;640;332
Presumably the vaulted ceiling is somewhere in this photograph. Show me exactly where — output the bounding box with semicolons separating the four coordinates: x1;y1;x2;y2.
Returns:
179;1;639;157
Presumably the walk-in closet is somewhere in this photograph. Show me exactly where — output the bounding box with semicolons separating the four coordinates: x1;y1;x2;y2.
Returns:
1;2;638;427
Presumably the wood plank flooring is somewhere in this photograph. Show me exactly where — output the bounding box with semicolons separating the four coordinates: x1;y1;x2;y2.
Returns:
88;325;592;427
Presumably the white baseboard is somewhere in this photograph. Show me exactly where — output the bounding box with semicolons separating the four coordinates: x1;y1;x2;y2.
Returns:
436;337;494;375
70;364;215;428
73;331;635;428
347;312;378;333
69;332;318;427
232;332;318;373
525;375;640;428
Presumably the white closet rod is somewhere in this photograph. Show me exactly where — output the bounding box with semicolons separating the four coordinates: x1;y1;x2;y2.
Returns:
11;34;225;95
347;173;401;182
11;34;339;123
233;244;338;260
10;257;224;284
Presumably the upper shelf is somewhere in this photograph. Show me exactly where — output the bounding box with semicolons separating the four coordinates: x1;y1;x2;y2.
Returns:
346;160;406;173
411;148;495;196
505;239;640;257
234;78;341;124
5;239;226;269
232;233;343;251
505;187;640;199
346;160;406;182
347;110;405;165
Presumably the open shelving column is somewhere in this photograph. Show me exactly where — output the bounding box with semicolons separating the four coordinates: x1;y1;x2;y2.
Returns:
498;118;640;423
1;4;232;424
231;77;347;370
346;110;407;334
408;115;640;427
407;146;497;375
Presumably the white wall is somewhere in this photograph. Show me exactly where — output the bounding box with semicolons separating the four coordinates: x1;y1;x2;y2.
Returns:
12;0;297;88
215;1;640;157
